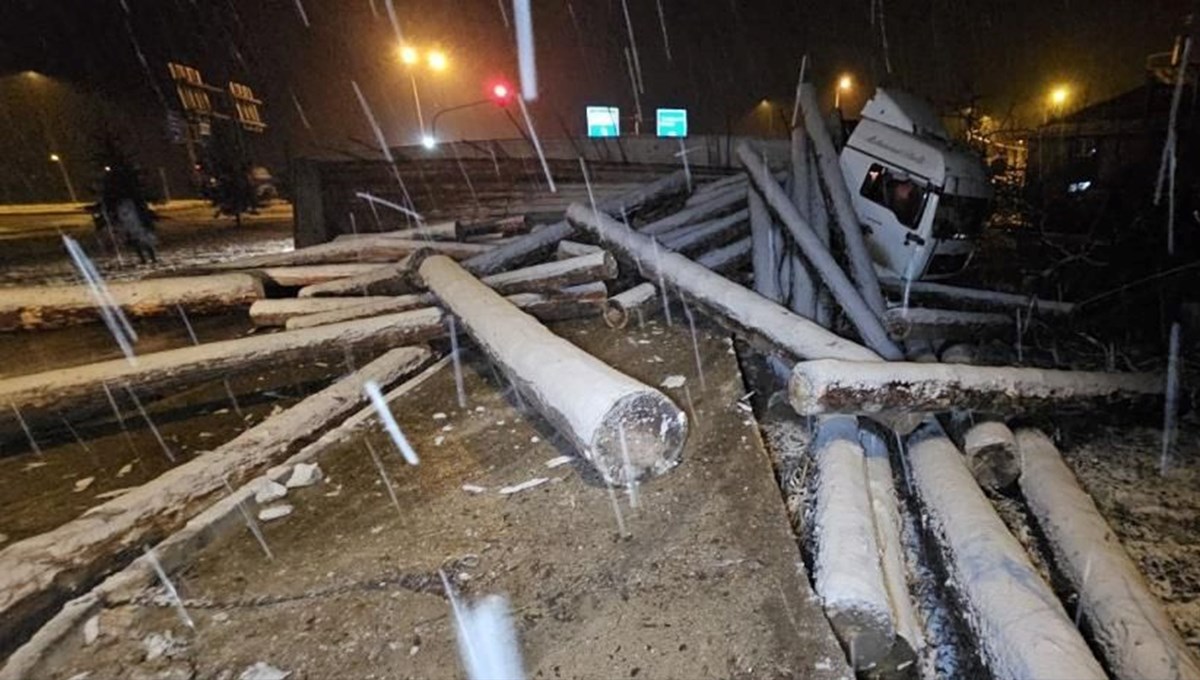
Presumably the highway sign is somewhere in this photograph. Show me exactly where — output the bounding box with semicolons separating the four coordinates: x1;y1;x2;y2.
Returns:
656;108;688;137
586;106;620;138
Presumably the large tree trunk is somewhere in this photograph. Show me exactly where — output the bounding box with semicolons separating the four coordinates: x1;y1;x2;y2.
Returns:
685;173;746;206
749;185;783;303
331;220;460;242
883;307;1013;342
258;264;395;287
205;237;492;270
798;85;888;317
789;359;1162;416
0;274;263;332
810;417;896;670
249;296;398;327
787;122;818;318
737;143;903;360
657;208;749;254
298;260;412;298
878;277;1076;315
0;291;603;431
639;185;746;237
566;203;881;363
0;346;433;655
271;252;617;330
906;424;1106;679
1015;428;1200;680
416;254;687;485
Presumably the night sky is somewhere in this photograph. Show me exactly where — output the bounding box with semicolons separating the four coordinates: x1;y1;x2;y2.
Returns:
0;0;1192;201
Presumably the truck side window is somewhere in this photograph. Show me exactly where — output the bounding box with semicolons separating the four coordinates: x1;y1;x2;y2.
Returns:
859;163;927;229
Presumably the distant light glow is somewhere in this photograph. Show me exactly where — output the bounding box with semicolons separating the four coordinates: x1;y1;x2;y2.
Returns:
492;83;510;100
421;135;437;149
427;50;447;71
838;74;854;91
1067;180;1092;193
49;153;61;162
1049;85;1070;106
400;45;419;65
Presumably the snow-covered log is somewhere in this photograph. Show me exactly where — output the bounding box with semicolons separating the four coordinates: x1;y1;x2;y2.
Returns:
789;359;1162;416
879;278;1076;316
0;292;600;431
462;170;689;277
456;214;532;241
1015;429;1200;680
416;254;687;485
639;185;746;237
208;236;491;270
278;252;617;330
331;220;460;242
695;236;751;273
737;143;902;360
685;173;746;206
249;296;397;327
883;307;1013;342
859;426;923;671
941;413;1021;490
810;417;896;671
259;263;400;287
0;274;263;332
787;123;818;318
798;86;887;318
906;425;1106;679
555;240;603;260
748;186;783;303
602;283;659;329
297;260;413;298
0;346;433;652
657;208;749;254
567;203;881;362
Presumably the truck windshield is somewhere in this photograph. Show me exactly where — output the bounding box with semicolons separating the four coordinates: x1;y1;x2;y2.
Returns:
932;193;990;239
859;163;928;229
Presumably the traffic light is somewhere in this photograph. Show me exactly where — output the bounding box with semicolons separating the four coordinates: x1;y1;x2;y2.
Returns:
490;81;513;106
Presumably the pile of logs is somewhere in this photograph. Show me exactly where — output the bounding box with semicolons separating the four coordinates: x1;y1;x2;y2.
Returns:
0;117;1193;680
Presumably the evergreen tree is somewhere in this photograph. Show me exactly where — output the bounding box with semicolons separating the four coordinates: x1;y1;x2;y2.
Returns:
202;124;260;227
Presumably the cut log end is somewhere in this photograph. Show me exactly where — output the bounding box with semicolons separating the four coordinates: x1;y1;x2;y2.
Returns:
590;392;688;485
963;421;1020;490
602;301;630;329
826;608;896;671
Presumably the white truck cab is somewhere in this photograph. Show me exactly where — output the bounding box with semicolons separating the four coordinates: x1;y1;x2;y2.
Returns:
839;88;992;280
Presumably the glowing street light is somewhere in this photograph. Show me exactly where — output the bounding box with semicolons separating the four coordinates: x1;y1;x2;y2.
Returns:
427;50;448;72
1046;84;1071;122
421;134;437;149
399;45;419;66
835;74;854;109
397;44;450;140
48;153;78;203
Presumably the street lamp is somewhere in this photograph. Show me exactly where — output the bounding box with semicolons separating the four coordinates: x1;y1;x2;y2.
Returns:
835;74;853;110
1045;84;1070;122
48;153;78;203
426;50;448;72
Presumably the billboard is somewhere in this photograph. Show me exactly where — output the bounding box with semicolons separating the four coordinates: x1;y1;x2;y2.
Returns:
656;108;688;137
586;106;620;138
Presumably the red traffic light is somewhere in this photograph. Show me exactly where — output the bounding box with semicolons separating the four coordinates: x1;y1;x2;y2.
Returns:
490;82;512;104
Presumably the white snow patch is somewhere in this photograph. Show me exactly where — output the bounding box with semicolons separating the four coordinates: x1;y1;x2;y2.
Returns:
660;374;686;389
544;455;572;469
254;481;288;504
499;477;549;495
257;504;294;522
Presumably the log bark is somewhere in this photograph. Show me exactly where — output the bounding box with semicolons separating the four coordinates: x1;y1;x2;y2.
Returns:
603;283;659;329
0;346;434;654
685;173;746;206
749;186;783;303
331;220;460;242
208;237;492;270
555;240;603;260
789;359;1162;416
417;254;687;485
737;143;903;360
567;203;881;363
0;291;602;431
0;274;263;332
249;296;398;327
810;416;896;670
882;307;1013;342
297;260;413;298
695;236;751;274
457;214;532;241
281;252;617;330
259;263;392;287
941;412;1021;490
788;123;818;318
639;185;747;237
1015;428;1200;680
461;170;689;277
798;85;888;317
879;278;1076;315
906;424;1106;679
859;426;923;671
657;208;749;254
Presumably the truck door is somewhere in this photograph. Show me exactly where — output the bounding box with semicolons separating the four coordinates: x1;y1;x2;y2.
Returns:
854;162;936;278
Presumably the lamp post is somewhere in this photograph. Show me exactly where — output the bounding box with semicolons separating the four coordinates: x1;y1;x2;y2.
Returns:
425;82;517;148
48;153;78;203
835;74;853;110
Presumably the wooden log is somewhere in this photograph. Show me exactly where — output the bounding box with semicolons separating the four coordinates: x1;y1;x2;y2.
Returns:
695;236;751;273
879;278;1076;315
555;240;603;260
603;283;659;329
810;416;896;670
249;296;397;327
331;220;460;242
657;208;749;254
298;260;412;298
0;292;602;431
461;170;690;277
798;85;888;318
941;412;1021;490
0;274;263;332
457;214;532;240
1015;428;1200;680
738;143;903;360
639;184;746;237
417;254;687;485
685;173;746;206
0;346;434;654
788;123;818;318
882;307;1013;342
567;203;881;363
859;426;923;671
282;252;617;330
789;359;1163;416
906;424;1106;679
210;237;492;270
259;263;390;287
748;184;784;303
